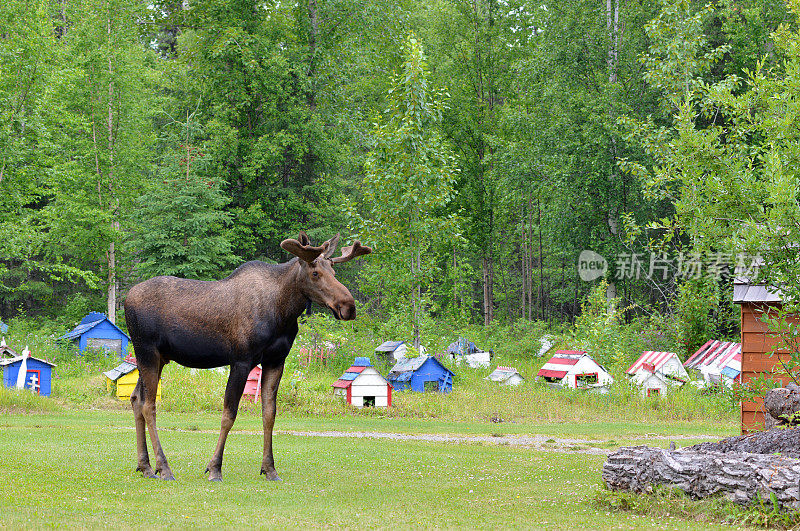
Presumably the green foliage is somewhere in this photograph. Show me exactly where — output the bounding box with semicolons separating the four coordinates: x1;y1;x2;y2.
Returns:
596;485;800;529
642;0;730;110
572;281;628;367
674;276;738;358
127;144;238;280
360;34;459;345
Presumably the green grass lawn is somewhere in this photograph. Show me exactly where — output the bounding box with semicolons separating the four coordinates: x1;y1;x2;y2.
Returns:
0;410;740;529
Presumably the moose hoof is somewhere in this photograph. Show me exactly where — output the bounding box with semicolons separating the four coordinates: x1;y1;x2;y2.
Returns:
260;468;282;481
137;465;158;479
206;466;223;482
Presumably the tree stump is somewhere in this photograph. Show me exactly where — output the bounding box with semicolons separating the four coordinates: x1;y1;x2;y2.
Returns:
603;428;800;508
764;383;800;427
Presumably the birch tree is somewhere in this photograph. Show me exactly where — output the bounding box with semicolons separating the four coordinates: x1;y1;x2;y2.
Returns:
361;35;458;350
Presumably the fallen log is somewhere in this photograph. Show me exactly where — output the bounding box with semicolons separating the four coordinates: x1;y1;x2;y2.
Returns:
603;445;800;508
689;426;800;458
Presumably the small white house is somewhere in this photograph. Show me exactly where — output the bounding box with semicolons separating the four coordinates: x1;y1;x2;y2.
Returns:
537;350;613;392
332;357;392;408
626;351;689;398
485;366;524;386
375;341;409;363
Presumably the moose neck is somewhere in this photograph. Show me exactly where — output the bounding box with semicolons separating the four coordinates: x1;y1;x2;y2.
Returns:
273;258;314;323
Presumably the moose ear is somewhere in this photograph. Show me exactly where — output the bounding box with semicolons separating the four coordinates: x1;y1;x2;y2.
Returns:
297;231;311;246
323;233;341;258
331;240;372;264
281;238;325;263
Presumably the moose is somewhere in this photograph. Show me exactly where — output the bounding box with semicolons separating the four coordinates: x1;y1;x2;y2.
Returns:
124;232;371;481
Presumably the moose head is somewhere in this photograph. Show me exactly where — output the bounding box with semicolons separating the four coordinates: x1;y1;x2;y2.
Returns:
280;231;371;320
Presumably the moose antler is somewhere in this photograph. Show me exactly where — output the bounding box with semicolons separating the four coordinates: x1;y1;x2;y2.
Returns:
331;241;372;263
323;233;341;259
281;236;326;263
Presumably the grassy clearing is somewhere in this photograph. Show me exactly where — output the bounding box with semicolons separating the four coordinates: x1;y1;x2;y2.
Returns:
0;410;739;530
0;321;751;528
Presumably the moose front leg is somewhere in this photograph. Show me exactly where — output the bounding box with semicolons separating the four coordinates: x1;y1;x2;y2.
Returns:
260;364;285;481
206;363;250;482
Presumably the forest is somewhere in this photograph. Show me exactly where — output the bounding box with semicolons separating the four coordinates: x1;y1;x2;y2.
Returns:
3;0;800;358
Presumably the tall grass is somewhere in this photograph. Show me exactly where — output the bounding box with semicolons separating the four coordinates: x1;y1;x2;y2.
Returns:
0;311;738;427
0;387;64;414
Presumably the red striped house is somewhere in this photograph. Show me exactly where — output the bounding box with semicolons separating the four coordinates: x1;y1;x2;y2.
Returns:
626;351;688;397
684;340;741;387
537;350;613;392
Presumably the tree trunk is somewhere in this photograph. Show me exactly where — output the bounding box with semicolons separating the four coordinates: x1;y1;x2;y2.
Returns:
537;195;544;321
603;444;800;509
521;201;529;320
413;244;421;351
106;10;117;324
483;256;494;326
307;0;318;111
606;0;620;84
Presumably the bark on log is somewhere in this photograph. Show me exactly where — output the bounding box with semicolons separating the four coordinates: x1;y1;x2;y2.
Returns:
602;446;800;508
689;426;800;458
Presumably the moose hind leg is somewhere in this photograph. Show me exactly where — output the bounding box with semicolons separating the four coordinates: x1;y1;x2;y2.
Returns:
139;362;175;480
206;363;249;481
130;379;156;478
260;364;284;481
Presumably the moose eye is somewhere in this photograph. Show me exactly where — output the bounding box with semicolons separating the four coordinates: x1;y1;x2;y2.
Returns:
312;271;319;278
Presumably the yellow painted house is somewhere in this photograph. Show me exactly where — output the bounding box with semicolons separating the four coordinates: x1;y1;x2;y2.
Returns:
103;356;161;401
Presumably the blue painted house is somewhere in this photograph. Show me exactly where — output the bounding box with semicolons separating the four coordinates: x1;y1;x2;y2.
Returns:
1;352;55;396
387;355;454;393
59;312;130;359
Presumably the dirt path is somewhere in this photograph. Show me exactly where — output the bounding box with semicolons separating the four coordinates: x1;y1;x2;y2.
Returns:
134;425;720;456
273;430;720;455
277;429;615;455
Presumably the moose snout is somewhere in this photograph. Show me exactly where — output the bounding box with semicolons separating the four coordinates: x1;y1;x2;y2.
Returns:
335;300;356;321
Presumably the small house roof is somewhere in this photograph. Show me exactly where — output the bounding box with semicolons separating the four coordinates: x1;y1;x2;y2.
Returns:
332;358;389;389
733;282;783;303
375;341;406;352
0;338;17;359
103;358;138;381
733;257;784;303
387;355;452;379
537;350;608;380
627;351;679;376
685;340;741;371
58;311;130;341
388;355;428;374
721;366;741;379
486;366;523;382
0;355;55;368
